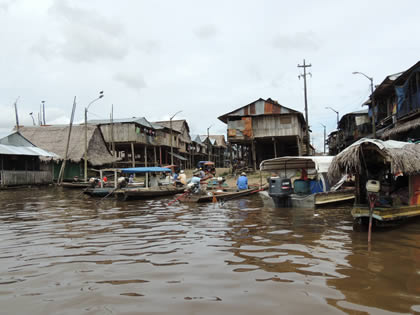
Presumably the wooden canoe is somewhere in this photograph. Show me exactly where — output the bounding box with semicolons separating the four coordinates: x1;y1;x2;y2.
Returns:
181;187;262;203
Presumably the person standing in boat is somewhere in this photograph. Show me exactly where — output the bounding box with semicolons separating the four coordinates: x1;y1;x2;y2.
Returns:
187;170;201;193
237;172;248;191
178;170;187;185
149;173;160;187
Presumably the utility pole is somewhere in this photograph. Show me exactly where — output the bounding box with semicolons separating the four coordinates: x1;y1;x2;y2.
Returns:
298;59;312;156
170;110;182;165
353;71;376;139
320;123;326;155
207;124;213;161
13;97;20;131
42;101;46;125
84;91;104;182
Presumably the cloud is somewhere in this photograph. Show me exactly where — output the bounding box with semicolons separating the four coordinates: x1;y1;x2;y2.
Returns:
33;0;129;62
0;0;13;12
113;72;147;91
194;24;219;40
136;40;161;54
271;31;321;51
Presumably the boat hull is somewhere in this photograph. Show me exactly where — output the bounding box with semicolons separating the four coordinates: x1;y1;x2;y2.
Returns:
182;187;261;203
270;190;355;208
352;204;420;222
115;186;185;200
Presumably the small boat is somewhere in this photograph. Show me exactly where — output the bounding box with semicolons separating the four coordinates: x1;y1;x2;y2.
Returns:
115;185;185;201
260;156;355;208
84;187;115;197
61;182;91;189
329;138;420;226
180;187;262;203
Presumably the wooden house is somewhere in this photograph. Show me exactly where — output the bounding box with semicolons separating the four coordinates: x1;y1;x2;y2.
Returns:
218;98;310;169
207;135;228;167
87;117;163;167
153;119;192;168
372;61;420;141
190;135;208;168
19;125;116;181
0;132;56;187
328;110;371;154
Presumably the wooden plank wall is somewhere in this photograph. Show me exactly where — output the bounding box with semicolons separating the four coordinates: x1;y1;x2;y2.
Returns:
1;170;53;186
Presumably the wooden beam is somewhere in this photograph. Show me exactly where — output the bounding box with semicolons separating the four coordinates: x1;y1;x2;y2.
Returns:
251;140;257;170
131;142;135;167
154;146;157;166
144;145;148;167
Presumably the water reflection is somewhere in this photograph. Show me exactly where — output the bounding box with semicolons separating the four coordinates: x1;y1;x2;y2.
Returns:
0;187;418;314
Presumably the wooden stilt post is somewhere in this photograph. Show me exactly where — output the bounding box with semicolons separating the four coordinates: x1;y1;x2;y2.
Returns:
273;138;277;158
154;146;157;166
159;146;162;166
131;143;135;167
251;139;257;170
144;145;148;167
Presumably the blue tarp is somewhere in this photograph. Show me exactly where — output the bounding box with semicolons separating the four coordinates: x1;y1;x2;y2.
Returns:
310;180;324;194
121;167;171;173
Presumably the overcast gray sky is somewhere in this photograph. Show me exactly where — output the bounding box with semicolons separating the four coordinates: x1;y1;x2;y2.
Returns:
1;0;419;151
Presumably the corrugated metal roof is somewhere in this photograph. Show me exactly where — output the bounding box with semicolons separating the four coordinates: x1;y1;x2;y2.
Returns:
0;144;57;157
87;117;158;129
0;132;58;157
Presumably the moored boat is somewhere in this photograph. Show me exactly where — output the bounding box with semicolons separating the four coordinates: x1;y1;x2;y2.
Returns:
328;138;420;226
260;156;355;208
180;186;262;203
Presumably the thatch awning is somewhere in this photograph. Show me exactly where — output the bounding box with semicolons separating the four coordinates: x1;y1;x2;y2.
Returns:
328;138;420;180
19;125;117;166
382;116;420;138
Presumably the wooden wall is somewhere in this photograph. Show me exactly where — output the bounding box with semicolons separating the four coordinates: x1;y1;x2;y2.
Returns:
227;114;304;140
1;170;53;186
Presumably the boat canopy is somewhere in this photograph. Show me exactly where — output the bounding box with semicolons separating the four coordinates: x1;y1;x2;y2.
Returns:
121;167;171;173
260;156;334;173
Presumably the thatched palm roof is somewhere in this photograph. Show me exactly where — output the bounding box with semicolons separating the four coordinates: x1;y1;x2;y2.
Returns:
328;138;420;180
19;125;116;166
382;116;420;138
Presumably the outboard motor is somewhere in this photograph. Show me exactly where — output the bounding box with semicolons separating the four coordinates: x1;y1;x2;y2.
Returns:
117;176;128;188
268;177;293;207
89;177;100;187
186;182;200;194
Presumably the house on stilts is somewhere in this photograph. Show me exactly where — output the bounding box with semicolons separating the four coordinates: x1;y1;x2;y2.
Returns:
218;98;311;169
19;125;116;181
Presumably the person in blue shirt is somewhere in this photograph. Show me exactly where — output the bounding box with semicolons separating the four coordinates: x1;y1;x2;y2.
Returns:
187;171;202;193
237;172;248;191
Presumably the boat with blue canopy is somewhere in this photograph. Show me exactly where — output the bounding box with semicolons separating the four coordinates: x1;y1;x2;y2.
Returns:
84;167;185;200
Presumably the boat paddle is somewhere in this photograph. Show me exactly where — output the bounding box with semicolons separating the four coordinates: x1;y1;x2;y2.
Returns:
168;191;190;206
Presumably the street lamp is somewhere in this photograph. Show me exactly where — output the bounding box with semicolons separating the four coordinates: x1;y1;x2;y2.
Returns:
84;91;104;182
207;124;213;161
353;71;375;139
170;110;182;165
320;123;326;155
325;107;339;126
29;112;35;125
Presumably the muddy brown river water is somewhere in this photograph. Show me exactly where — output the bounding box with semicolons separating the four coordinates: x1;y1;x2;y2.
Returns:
0;187;419;314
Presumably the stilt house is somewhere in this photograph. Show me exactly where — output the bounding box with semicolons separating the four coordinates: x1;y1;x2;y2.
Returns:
218;98;310;169
19;125;116;181
0;132;57;186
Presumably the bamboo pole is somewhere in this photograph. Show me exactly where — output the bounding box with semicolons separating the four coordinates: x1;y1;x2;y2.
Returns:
58;96;76;184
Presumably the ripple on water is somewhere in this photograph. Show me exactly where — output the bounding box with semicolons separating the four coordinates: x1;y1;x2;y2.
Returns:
0;188;418;314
